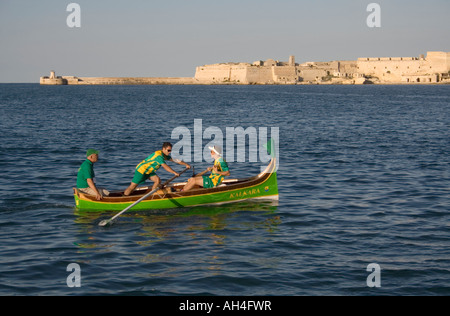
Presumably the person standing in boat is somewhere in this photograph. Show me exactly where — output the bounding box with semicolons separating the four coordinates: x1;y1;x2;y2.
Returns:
77;149;109;200
124;142;190;196
182;145;230;192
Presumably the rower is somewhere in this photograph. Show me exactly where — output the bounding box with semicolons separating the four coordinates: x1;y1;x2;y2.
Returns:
124;142;190;196
76;149;109;200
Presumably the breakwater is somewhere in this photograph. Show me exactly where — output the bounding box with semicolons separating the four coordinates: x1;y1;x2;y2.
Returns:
40;75;197;85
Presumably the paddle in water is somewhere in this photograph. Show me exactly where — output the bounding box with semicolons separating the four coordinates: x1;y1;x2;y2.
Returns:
98;167;189;227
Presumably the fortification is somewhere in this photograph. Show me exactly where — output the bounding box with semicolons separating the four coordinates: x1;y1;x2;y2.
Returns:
194;57;362;84
194;52;450;84
357;51;450;83
40;51;450;85
40;71;67;85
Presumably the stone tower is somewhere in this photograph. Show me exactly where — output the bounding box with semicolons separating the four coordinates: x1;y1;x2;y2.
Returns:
289;55;295;67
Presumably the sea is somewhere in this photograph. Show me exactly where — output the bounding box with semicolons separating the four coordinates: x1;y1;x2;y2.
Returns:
0;83;449;296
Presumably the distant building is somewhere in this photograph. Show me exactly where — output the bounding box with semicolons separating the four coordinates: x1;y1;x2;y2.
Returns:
40;51;450;85
40;71;67;85
194;52;450;84
357;51;450;83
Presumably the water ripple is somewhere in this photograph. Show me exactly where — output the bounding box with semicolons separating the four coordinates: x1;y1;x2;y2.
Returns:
0;84;449;295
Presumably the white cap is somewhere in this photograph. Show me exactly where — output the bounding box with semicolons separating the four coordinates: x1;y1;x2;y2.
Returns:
208;145;222;156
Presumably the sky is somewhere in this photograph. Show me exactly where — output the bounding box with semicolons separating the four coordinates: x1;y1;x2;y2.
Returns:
0;0;449;82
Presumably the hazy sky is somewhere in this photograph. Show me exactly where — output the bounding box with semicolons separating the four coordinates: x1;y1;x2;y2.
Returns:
1;0;449;82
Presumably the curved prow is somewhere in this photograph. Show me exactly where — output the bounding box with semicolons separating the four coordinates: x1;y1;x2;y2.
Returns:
258;158;277;178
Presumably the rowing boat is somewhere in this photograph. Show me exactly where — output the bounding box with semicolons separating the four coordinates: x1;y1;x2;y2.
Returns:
73;158;278;211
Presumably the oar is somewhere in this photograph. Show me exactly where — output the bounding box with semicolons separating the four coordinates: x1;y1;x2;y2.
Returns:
98;167;190;227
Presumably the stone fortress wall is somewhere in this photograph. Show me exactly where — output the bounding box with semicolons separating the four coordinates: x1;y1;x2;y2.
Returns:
40;51;450;85
194;52;450;85
356;51;450;83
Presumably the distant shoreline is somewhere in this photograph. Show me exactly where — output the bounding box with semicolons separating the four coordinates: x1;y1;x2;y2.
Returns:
40;51;450;86
2;81;449;86
37;75;450;86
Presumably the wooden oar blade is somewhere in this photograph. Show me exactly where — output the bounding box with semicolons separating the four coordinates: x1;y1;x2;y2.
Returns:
98;219;111;227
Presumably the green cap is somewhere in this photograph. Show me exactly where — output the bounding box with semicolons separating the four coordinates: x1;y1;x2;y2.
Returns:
86;149;99;157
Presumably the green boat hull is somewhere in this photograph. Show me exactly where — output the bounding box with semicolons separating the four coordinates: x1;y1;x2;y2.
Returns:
74;164;278;212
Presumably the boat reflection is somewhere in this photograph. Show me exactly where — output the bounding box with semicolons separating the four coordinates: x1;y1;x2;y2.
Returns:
73;200;280;240
72;200;281;277
75;199;278;221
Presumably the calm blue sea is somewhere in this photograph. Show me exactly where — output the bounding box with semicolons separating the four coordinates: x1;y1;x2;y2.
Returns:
0;84;449;296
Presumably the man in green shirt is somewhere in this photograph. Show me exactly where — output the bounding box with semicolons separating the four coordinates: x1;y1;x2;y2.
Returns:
77;149;109;200
124;142;190;196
